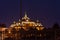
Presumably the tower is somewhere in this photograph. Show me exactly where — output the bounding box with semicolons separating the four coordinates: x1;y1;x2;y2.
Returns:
22;12;30;20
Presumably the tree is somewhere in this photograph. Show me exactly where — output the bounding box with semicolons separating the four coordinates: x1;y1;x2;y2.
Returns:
52;22;60;29
0;24;6;28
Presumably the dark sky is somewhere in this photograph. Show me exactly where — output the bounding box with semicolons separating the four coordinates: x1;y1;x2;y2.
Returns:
0;0;60;28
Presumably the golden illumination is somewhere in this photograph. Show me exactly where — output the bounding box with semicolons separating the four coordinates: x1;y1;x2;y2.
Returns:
2;28;7;31
8;30;11;33
15;27;21;29
36;27;44;30
40;27;44;30
10;13;44;30
26;20;29;21
10;24;16;27
22;27;29;31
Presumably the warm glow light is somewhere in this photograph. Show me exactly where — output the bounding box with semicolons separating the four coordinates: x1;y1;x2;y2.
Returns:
2;28;7;31
10;13;44;31
22;22;35;24
26;20;29;21
36;27;40;30
35;25;37;26
22;27;26;30
8;30;11;33
10;24;16;27
16;23;19;26
19;23;20;24
36;27;44;30
40;27;44;30
15;27;21;29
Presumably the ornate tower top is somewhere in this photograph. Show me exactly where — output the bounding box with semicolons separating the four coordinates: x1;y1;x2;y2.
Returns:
10;11;44;30
22;12;30;20
24;12;28;18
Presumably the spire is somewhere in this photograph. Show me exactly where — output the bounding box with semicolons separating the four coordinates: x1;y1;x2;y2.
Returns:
24;11;28;18
22;11;30;20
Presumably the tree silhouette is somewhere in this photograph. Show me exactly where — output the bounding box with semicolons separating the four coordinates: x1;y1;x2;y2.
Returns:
0;24;6;28
52;22;60;29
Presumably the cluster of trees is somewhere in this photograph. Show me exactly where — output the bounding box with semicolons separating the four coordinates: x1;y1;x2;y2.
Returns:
0;23;6;28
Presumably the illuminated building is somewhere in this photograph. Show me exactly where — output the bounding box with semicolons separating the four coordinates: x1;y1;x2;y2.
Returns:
0;13;60;40
4;12;45;40
0;12;45;40
10;12;44;31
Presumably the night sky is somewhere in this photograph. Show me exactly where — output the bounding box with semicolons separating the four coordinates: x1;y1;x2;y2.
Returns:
0;0;60;28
